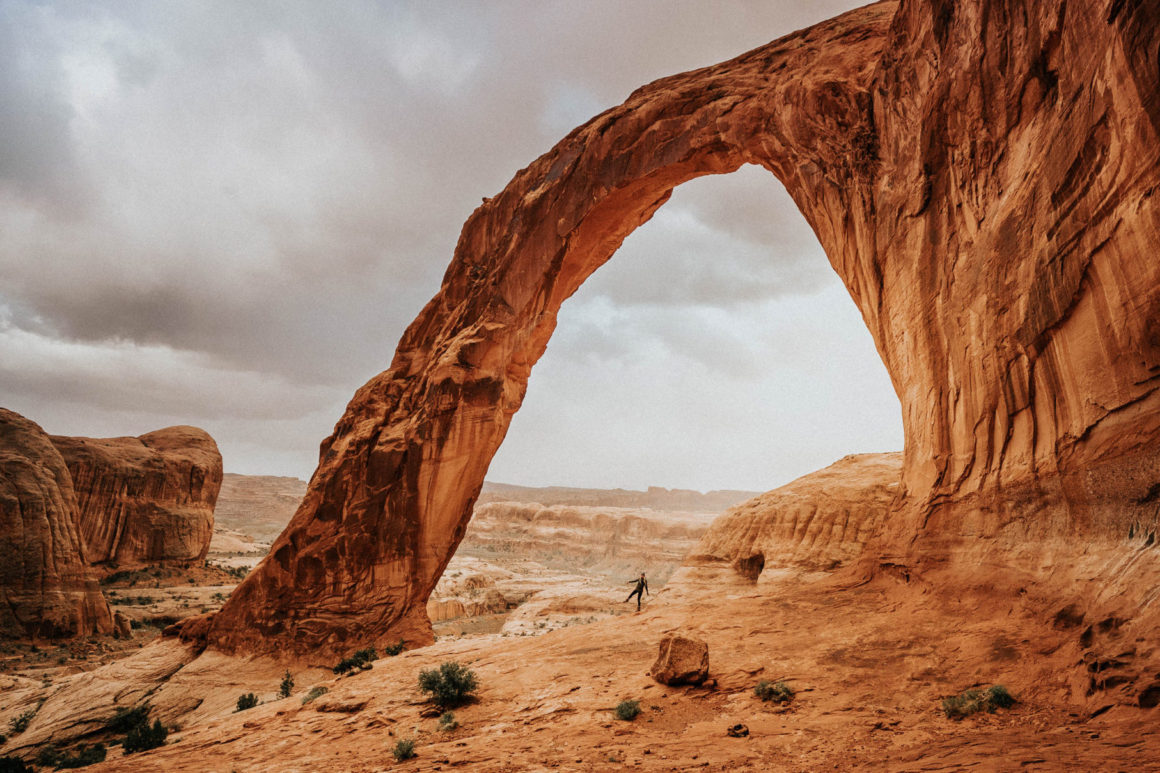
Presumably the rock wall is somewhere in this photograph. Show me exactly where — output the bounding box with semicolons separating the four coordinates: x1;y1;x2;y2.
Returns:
0;409;113;638
689;453;902;576
203;0;1160;659
52;427;223;571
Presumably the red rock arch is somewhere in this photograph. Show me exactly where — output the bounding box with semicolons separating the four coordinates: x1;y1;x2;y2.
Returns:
201;0;1160;659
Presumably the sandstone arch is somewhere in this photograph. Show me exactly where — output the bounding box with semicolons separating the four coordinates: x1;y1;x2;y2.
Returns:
203;0;1160;659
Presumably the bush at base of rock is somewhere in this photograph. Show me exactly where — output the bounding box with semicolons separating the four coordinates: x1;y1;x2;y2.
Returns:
418;662;478;708
754;679;794;704
123;719;167;754
942;685;1016;719
333;647;377;675
235;693;259;712
649;633;709;686
392;738;416;761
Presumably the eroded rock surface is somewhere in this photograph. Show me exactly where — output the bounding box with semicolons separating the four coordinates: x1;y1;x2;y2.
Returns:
688;453;901;577
204;0;1160;659
52;427;223;571
0;409;113;638
649;633;709;686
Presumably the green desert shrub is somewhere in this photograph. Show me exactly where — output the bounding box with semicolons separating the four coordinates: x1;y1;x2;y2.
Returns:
438;711;458;731
392;738;416;761
279;670;294;699
52;744;107;769
301;686;328;705
105;704;151;734
123;719;167;754
333;647;377;675
235;693;259;712
418;662;478;708
8;709;35;734
384;639;406;656
614;699;641;721
754;679;794;704
942;684;1017;719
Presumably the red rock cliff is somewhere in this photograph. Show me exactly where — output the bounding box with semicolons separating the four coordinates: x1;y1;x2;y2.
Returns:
51;427;222;571
204;0;1160;660
0;409;114;638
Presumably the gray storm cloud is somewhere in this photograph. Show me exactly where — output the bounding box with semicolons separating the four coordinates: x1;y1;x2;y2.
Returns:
0;0;902;491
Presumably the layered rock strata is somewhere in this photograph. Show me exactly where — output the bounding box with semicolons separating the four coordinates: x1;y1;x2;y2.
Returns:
688;453;902;577
52;427;222;571
204;0;1160;658
0;409;113;638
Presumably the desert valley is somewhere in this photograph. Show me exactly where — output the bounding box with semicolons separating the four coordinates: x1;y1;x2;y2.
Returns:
2;0;1160;770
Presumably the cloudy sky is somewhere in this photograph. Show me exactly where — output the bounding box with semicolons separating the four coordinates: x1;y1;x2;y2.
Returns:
0;0;903;493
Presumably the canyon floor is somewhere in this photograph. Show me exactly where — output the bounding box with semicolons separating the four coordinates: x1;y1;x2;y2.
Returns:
15;563;1158;772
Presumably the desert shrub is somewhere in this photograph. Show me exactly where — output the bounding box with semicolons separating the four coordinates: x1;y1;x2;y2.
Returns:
9;709;35;734
52;744;107;769
392;738;416;761
333;647;377;675
123;719;167;754
384;639;406;657
614;700;641;721
418;662;478;708
105;704;151;734
301;686;328;705
438;711;458;731
279;670;294;699
754;679;794;704
0;757;33;773
34;746;62;767
235;693;259;712
987;684;1015;709
942;685;1017;719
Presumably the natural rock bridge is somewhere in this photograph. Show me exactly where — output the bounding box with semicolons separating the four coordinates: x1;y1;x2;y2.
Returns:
196;0;1160;659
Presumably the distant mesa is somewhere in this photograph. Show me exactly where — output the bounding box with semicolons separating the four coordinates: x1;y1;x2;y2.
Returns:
51;426;223;572
0;408;113;639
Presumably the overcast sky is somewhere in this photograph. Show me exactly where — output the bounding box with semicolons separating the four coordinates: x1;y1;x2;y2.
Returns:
0;0;902;493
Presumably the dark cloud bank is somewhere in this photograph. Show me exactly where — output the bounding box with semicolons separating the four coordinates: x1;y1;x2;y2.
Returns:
0;0;902;492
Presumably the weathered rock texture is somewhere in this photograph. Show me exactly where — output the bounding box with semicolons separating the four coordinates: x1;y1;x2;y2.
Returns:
649;633;709;686
688;453;901;577
52;428;222;571
0;409;113;638
203;0;1160;659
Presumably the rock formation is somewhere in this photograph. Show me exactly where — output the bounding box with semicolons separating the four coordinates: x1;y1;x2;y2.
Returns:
202;0;1160;659
52;427;222;571
649;633;709;686
688;453;901;577
0;409;113;638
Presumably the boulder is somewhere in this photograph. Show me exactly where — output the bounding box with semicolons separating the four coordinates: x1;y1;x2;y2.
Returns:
0;408;114;638
649;633;709;686
51;426;222;571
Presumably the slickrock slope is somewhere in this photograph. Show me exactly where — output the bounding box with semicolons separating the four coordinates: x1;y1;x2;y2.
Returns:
0;409;113;638
689;453;901;576
204;0;1160;659
52;427;223;571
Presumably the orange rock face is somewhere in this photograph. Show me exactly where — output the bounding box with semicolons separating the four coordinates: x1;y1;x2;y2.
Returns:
205;0;1160;659
690;453;902;577
0;409;114;638
51;427;223;571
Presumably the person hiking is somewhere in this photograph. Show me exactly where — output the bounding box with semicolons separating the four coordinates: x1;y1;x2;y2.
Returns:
625;572;649;611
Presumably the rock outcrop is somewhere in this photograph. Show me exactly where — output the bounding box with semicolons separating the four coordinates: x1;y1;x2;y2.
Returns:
52;427;222;571
688;453;901;577
649;633;709;686
203;0;1160;659
0;409;113;638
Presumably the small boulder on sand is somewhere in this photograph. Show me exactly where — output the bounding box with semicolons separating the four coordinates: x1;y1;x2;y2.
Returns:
649;633;709;686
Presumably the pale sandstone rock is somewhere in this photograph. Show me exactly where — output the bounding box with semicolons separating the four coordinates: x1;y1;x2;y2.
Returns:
0;408;113;638
202;0;1160;659
649;633;709;686
51;426;222;571
688;453;902;577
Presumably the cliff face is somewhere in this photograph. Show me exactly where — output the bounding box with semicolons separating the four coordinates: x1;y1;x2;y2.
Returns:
689;453;902;576
52;427;223;571
0;409;113;638
204;0;1160;659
